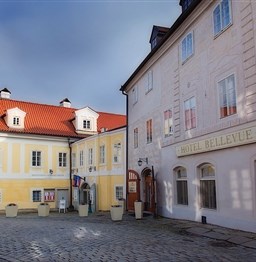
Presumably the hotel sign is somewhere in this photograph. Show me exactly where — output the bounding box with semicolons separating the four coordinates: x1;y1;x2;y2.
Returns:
176;127;256;157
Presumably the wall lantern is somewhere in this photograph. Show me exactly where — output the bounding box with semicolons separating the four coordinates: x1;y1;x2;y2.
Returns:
49;169;53;175
138;157;148;166
89;166;93;172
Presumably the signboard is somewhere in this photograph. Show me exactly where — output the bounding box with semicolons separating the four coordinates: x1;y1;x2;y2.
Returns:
128;181;137;193
176;127;256;157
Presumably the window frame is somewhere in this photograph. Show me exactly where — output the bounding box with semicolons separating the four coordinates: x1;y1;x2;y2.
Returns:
32;189;42;202
99;144;105;164
83;120;91;130
115;185;124;201
146;119;153;144
175;167;188;206
79;150;84;167
134;127;138;148
72;153;76;168
88;148;93;166
181;31;194;64
32;151;42;167
213;0;232;37
164;109;173;137
113;142;122;164
58;152;67;167
184;97;196;131
132;85;138;105
13;116;20;126
145;70;153;94
218;74;237;119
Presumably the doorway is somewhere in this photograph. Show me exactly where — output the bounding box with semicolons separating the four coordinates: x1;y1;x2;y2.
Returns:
142;168;155;214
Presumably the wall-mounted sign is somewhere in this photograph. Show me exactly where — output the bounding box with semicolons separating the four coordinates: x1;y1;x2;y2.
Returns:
176;127;256;157
128;181;137;193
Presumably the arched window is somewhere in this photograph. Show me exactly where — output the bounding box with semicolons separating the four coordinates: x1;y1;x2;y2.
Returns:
199;164;216;209
174;166;188;205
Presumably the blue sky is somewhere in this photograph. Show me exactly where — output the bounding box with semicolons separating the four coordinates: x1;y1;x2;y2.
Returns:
0;0;181;114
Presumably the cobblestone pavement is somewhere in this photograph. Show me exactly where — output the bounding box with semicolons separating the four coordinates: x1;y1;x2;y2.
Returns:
0;211;256;261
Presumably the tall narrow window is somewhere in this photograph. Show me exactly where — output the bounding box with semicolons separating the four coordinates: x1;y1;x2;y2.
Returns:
164;109;173;137
115;186;124;200
113;142;121;163
72;153;76;168
32;151;41;167
181;32;194;63
134;128;138;148
88;148;93;165
184;97;196;130
213;0;232;36
200;164;217;209
145;70;153;93
100;145;105;164
175;167;188;205
218;74;236;118
59;153;67;167
79;150;84;166
146;119;153;144
132;85;138;105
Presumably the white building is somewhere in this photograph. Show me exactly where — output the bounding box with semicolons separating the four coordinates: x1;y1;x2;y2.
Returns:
121;0;256;233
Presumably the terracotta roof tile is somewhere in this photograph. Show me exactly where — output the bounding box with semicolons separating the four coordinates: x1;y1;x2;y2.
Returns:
0;99;126;138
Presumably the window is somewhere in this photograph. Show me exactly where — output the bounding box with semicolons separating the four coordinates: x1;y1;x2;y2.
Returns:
83;120;91;129
32;190;42;202
146;119;153;144
184;97;196;130
115;186;124;200
218;74;237;118
145;70;153;93
13;116;20;126
132;85;138;105
183;0;192;11
164;109;173;137
113;142;121;163
134;128;138;148
213;0;232;36
100;145;105;164
200;164;216;209
59;152;67;167
175;167;188;205
32;151;41;167
72;153;76;168
181;32;193;63
79;150;84;166
44;189;55;202
88;148;93;165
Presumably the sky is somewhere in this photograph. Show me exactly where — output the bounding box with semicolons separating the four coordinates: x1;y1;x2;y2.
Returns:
0;0;181;114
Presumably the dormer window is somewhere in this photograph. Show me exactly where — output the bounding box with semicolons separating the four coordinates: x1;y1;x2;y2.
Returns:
179;0;193;12
83;120;91;129
13;117;20;126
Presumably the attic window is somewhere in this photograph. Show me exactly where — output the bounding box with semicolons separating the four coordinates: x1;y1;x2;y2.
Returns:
83;120;91;129
13;117;20;126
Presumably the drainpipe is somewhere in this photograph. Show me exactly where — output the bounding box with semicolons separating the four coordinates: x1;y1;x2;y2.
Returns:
68;137;74;211
121;89;128;211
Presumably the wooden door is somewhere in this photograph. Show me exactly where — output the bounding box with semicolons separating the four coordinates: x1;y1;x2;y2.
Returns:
144;175;154;213
127;170;140;211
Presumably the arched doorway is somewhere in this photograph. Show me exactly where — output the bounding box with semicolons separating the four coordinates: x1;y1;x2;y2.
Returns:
80;183;90;205
141;167;156;214
127;170;140;211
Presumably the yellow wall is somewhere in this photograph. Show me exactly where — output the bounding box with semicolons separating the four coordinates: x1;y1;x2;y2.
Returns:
12;143;20;173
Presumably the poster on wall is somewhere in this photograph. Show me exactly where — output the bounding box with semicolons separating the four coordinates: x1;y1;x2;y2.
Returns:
44;190;55;202
73;188;78;201
128;181;137;193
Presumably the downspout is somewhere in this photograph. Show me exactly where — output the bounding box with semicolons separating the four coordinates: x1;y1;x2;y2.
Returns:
121;89;129;211
68;138;74;211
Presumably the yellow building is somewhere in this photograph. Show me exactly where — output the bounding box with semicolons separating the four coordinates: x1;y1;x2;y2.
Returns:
0;89;126;212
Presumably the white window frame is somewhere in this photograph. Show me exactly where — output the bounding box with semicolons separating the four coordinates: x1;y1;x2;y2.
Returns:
13;116;20;126
31;188;43;202
32;151;41;167
83;120;91;130
72;153;76;168
181;32;194;63
113;142;121;164
88;148;93;165
145;70;153;94
59;152;67;167
199;164;217;210
100;145;105;164
115;185;124;200
184;97;196;131
79;150;84;167
164;109;173;137
218;74;237;119
213;0;232;37
175;167;188;206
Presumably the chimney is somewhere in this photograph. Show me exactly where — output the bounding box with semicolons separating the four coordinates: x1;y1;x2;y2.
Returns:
0;88;11;99
60;98;71;108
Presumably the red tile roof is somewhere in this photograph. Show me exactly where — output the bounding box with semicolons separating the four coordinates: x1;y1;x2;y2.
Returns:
0;99;126;138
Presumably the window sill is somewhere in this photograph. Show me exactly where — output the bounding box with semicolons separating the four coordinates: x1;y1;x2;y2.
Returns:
214;23;232;39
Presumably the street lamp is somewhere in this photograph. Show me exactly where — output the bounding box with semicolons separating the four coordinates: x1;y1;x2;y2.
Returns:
138;157;148;166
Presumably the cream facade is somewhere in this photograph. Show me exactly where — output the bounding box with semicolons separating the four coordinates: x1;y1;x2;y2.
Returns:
71;127;126;211
121;0;256;232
